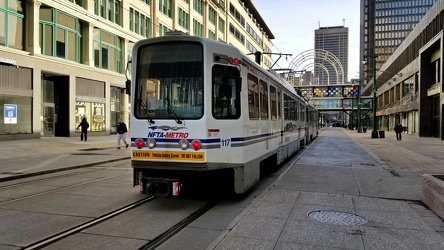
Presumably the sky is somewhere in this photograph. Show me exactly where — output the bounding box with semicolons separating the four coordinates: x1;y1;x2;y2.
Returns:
252;0;361;82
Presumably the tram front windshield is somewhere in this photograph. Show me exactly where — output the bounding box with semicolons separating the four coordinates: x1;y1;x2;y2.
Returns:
135;42;203;120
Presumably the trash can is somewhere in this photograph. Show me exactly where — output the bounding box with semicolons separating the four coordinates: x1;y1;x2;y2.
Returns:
363;127;367;133
378;130;385;138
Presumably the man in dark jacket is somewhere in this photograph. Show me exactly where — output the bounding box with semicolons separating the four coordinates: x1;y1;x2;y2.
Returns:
77;116;89;141
117;118;129;149
394;122;403;141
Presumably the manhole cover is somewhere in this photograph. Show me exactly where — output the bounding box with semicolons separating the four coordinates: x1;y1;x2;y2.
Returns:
308;210;367;226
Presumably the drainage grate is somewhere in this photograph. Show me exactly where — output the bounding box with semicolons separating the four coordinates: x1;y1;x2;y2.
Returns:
308;210;367;226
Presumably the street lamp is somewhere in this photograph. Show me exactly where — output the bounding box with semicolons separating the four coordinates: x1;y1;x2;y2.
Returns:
363;54;379;138
354;80;362;133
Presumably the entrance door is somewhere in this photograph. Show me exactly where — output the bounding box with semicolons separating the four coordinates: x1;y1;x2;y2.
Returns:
42;104;55;137
431;95;439;138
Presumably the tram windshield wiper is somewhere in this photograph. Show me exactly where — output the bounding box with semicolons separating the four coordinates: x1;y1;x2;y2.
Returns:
164;98;182;124
137;99;155;124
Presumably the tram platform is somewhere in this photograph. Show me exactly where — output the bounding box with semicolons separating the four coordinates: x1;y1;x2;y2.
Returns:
1;129;444;249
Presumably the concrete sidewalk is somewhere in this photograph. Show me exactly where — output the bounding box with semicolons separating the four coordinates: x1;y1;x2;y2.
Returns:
0;135;130;181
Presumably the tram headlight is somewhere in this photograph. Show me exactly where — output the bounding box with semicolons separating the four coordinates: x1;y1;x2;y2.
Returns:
179;139;189;150
135;138;145;149
147;138;156;149
191;139;201;150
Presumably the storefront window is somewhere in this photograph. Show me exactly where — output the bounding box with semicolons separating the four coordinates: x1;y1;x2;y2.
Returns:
110;87;121;134
75;101;106;132
0;95;32;134
403;77;415;96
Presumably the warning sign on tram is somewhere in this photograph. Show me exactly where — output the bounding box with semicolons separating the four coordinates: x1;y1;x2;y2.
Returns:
132;150;204;161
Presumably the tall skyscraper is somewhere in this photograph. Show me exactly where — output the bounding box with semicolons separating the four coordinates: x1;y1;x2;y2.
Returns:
314;26;349;85
360;0;437;87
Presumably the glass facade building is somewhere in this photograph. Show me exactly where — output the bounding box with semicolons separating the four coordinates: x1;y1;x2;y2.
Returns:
361;0;437;87
314;26;349;85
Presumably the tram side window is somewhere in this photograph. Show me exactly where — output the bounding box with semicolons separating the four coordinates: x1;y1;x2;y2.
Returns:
283;94;289;120
248;74;259;119
270;86;277;120
294;100;299;121
260;80;268;120
300;103;305;122
290;99;296;121
277;91;281;119
212;65;240;119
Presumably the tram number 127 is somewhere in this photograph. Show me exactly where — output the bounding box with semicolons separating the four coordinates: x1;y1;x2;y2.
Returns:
221;139;231;147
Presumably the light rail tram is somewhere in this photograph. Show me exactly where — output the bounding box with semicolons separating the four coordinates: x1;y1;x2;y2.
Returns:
128;32;318;197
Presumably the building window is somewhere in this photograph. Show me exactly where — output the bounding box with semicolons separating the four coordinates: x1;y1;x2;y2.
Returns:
0;96;32;134
218;17;225;33
129;8;133;31
218;0;225;9
159;0;173;18
158;23;171;36
110;87;121;134
67;0;84;7
75;101;106;132
193;19;203;37
141;0;151;6
93;28;122;73
229;23;245;44
228;3;245;27
208;30;216;40
135;10;139;33
0;65;33;135
193;0;203;15
208;7;216;25
94;0;121;25
129;8;150;37
178;7;189;30
39;8;81;62
0;0;24;49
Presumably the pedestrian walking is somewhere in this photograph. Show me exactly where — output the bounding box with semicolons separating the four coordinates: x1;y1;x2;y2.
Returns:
117;118;129;149
394;122;403;141
77;116;89;141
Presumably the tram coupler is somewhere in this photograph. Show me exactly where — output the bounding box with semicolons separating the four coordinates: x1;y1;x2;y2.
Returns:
140;178;181;197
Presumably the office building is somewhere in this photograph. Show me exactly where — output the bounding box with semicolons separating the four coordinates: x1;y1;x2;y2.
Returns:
0;0;274;141
314;26;349;85
360;0;443;139
360;0;437;87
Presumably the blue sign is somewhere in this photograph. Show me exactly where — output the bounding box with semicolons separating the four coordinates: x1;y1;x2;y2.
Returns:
4;104;17;124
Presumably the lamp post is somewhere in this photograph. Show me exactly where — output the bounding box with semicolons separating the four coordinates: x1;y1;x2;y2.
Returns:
356;80;362;133
351;87;354;130
364;54;379;138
